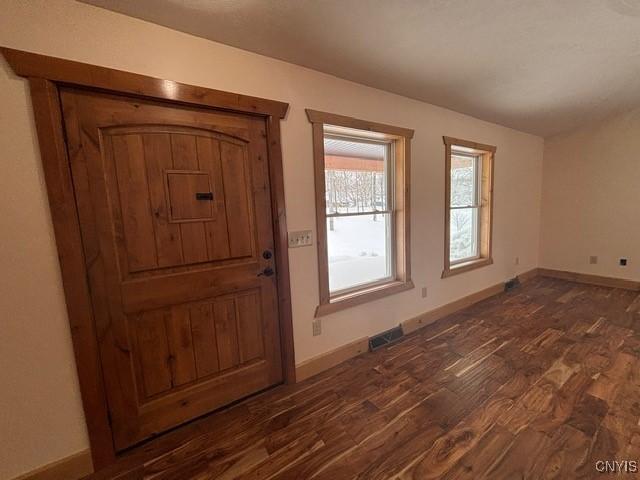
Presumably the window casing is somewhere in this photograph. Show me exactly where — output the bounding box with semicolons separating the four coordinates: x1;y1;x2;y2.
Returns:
307;110;413;316
443;137;496;278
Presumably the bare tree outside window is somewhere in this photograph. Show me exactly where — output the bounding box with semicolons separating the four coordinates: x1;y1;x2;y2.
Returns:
450;153;480;262
323;136;393;293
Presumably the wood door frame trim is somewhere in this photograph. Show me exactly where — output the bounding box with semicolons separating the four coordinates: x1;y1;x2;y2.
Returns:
2;47;295;471
2;47;288;118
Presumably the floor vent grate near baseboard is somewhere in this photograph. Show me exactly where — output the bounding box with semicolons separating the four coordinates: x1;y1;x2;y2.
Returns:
369;326;404;351
505;277;521;292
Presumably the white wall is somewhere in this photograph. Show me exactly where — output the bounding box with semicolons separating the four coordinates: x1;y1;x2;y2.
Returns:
0;1;543;477
540;108;640;280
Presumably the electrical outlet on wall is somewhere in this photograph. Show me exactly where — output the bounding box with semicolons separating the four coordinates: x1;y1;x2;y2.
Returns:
620;258;628;266
514;257;520;265
421;286;428;298
589;256;598;265
312;318;322;336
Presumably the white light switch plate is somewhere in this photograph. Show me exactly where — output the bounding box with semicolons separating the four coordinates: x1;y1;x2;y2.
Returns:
288;230;313;248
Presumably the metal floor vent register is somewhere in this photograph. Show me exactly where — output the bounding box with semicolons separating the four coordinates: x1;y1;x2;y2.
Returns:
505;276;521;292
369;326;404;351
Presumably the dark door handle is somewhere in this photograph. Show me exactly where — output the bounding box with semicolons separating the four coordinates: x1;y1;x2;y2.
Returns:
195;192;214;201
258;267;274;277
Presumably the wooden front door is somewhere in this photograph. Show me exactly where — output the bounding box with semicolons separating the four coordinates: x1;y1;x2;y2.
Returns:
60;88;283;450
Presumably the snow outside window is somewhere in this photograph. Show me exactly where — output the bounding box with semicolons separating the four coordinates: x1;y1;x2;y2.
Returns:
323;135;394;294
449;152;482;263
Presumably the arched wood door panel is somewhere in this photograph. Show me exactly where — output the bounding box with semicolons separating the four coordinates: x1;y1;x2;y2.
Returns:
100;124;255;276
60;88;282;450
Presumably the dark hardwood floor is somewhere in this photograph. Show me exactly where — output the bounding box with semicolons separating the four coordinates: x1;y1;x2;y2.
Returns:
88;276;640;479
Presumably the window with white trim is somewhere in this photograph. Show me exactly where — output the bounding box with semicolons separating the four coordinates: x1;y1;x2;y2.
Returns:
307;110;413;316
324;133;394;293
443;137;496;277
450;151;482;263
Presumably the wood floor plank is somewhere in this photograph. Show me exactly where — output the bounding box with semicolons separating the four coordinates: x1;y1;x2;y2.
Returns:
86;278;640;480
395;395;514;479
482;427;551;479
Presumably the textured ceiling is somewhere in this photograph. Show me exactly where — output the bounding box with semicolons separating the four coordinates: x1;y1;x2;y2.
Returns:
82;0;640;137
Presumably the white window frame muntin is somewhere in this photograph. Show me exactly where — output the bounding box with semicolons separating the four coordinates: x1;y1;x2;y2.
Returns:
449;150;483;266
308;109;413;317
324;134;397;297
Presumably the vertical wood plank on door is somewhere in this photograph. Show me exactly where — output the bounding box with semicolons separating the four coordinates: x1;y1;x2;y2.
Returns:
21;63;291;455
143;133;184;267
220;141;253;257
190;303;220;378
196;136;231;260
236;292;264;363
164;307;197;387
170;134;208;263
214;299;240;370
112;134;158;271
135;311;172;398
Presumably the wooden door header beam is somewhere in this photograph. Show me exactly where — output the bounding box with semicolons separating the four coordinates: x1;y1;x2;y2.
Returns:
1;47;289;119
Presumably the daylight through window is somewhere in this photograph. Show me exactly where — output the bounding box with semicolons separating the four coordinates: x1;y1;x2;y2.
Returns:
307;109;413;316
450;151;482;263
443;136;496;277
324;134;393;293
